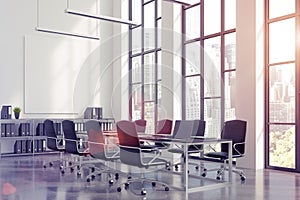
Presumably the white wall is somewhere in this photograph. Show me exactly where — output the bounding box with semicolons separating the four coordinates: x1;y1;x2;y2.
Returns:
0;0;114;119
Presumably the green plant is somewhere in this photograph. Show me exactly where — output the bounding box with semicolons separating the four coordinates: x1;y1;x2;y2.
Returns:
13;107;21;114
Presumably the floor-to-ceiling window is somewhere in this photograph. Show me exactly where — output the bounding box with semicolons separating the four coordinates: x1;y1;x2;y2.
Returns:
265;0;298;171
182;0;236;138
129;0;161;133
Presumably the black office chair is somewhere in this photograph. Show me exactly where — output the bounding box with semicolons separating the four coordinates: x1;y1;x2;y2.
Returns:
205;119;247;182
85;120;120;184
43;119;65;169
62;119;88;175
116;120;170;195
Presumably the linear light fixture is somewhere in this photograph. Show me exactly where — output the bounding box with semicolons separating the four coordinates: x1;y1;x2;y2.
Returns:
65;9;139;26
163;0;191;6
36;27;100;40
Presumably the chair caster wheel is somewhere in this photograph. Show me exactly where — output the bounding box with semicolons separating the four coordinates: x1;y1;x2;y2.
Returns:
117;187;122;192
165;187;169;191
77;171;81;176
216;176;221;180
91;175;96;180
77;166;80;170
201;172;207;177
241;175;246;182
141;190;146;195
70;167;74;173
151;182;156;187
175;165;179;170
49;162;53;167
59;165;64;170
87;178;91;182
91;167;95;172
195;166;199;170
61;170;65;175
109;179;114;185
115;173;119;179
68;161;72;166
127;176;132;180
43;165;47;169
124;184;129;190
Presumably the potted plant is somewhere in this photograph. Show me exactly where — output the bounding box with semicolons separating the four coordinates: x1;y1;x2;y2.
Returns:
13;107;21;119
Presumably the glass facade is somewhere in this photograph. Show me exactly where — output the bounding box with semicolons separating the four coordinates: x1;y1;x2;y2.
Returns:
266;0;297;170
183;0;236;139
129;0;161;133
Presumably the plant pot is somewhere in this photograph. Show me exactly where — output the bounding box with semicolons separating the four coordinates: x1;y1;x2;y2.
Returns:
14;112;20;119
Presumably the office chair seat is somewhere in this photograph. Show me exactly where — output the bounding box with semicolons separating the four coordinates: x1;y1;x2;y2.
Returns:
168;148;184;154
205;152;244;160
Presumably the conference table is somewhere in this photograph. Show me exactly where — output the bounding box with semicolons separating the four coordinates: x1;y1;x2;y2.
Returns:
138;134;233;198
78;130;233;197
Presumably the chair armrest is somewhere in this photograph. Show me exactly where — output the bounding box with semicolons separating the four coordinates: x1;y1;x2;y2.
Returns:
47;136;57;140
105;143;120;158
47;136;64;150
65;138;84;153
190;136;205;139
88;141;120;158
233;142;245;156
64;138;79;143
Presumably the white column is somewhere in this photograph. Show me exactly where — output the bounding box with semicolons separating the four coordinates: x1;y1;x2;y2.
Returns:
236;0;264;170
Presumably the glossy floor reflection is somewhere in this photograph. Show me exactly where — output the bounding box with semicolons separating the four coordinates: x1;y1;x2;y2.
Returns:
0;155;299;200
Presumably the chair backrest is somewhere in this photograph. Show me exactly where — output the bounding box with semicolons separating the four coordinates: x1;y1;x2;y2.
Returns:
44;119;59;151
192;120;206;137
62;120;79;154
221;120;247;155
116;120;143;167
117;120;140;147
155;119;173;135
86;120;105;159
134;119;147;133
172;120;195;139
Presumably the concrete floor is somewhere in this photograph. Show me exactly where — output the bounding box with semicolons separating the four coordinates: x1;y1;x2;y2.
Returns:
0;154;299;200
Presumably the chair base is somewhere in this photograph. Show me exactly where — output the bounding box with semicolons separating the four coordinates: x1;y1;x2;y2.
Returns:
85;166;119;185
42;151;66;170
59;155;95;176
167;160;207;177
206;164;246;183
116;176;170;196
